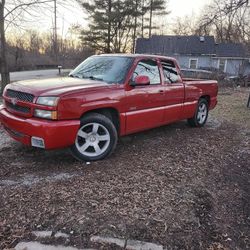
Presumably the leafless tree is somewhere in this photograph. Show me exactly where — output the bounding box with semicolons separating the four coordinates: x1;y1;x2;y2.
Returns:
171;16;198;36
0;0;55;94
225;0;249;12
6;26;93;72
196;0;249;43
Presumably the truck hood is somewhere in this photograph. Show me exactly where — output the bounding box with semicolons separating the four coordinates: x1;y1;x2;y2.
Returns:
8;77;110;96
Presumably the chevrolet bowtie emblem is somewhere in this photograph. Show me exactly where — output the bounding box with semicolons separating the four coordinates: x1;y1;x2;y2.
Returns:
11;98;17;105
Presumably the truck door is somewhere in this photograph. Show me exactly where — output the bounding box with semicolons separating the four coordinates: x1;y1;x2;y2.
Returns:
125;59;166;134
160;60;185;123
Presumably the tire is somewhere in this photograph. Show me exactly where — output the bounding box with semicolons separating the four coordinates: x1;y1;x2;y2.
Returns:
188;98;209;127
70;113;118;161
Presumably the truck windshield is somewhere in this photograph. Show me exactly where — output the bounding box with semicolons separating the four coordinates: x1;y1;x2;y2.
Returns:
69;56;133;84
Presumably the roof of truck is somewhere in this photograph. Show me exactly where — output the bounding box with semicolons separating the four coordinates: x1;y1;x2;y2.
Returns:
95;53;177;61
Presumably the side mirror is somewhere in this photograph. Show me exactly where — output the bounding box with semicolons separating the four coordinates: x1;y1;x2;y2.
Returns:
131;75;150;86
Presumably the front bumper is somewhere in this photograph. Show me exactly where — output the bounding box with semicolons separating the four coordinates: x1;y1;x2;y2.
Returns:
0;105;80;149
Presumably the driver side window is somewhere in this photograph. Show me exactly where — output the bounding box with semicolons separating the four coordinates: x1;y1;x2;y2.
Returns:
132;59;161;85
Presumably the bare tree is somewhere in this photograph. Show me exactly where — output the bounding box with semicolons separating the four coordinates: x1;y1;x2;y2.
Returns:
0;0;9;94
225;0;249;12
196;0;249;43
171;16;198;36
132;0;139;53
0;0;54;95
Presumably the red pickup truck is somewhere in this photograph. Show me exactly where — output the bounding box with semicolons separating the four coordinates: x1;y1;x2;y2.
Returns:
0;54;218;161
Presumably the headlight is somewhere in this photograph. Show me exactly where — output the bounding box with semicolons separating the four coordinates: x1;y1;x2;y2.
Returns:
36;96;59;106
34;109;57;120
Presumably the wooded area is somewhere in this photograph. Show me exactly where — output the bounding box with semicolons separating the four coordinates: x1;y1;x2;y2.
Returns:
172;0;250;48
6;28;93;71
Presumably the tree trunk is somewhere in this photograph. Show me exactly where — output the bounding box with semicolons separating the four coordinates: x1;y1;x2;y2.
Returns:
132;0;138;53
107;0;112;53
141;0;144;38
0;0;10;95
54;0;58;64
149;0;153;37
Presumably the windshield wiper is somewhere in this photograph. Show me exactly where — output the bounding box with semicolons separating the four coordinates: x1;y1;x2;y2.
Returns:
70;74;103;81
85;76;103;81
69;73;81;79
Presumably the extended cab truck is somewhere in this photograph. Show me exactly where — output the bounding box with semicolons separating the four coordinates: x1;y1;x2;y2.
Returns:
0;54;218;161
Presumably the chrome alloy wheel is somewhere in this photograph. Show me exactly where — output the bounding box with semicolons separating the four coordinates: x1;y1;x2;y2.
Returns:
75;122;111;157
197;103;208;124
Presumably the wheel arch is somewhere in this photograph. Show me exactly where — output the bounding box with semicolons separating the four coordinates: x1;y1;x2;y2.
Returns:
81;107;120;133
200;95;210;107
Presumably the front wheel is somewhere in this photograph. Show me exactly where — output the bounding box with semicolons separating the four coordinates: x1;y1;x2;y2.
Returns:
70;113;118;161
188;99;209;127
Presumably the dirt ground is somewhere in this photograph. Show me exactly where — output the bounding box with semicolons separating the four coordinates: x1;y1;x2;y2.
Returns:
0;87;249;250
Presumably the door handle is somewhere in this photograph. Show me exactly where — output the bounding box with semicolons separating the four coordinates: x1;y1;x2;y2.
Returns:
158;90;164;93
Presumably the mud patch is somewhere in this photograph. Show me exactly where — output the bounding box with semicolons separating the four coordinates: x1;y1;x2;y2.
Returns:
206;116;222;130
193;189;218;242
0;126;13;147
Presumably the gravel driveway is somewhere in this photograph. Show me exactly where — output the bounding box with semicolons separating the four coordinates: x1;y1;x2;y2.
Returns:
0;88;249;250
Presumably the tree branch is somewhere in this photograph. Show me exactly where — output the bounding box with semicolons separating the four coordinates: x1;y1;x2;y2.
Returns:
4;0;53;19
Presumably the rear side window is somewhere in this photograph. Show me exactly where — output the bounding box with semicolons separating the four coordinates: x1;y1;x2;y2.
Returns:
132;59;161;85
161;60;181;83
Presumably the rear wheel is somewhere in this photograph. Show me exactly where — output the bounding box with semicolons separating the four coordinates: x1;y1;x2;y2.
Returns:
188;99;209;127
70;113;118;161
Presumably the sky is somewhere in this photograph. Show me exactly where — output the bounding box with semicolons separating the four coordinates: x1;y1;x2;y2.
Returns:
61;0;211;28
58;0;212;35
7;0;212;36
167;0;211;18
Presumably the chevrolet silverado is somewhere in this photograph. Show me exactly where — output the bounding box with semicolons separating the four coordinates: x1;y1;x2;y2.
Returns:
0;54;218;161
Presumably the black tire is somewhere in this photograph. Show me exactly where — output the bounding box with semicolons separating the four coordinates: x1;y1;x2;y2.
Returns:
188;98;209;127
70;113;118;161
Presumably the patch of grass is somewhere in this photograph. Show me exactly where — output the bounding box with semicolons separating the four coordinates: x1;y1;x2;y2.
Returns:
211;87;250;129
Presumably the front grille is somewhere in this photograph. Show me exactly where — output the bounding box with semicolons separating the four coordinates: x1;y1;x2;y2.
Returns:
6;89;34;103
6;101;30;114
